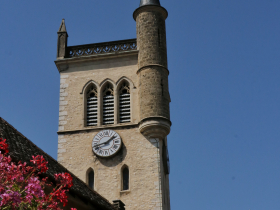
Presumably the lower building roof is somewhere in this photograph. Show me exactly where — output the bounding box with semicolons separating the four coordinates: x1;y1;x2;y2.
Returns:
0;117;116;210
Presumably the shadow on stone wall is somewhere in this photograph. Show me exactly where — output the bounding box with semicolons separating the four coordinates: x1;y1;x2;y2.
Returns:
97;143;127;167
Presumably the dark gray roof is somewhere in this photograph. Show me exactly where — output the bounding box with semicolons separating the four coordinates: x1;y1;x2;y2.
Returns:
139;0;161;6
0;117;116;210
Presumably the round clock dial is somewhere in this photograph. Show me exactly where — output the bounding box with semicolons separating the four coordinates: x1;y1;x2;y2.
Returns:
92;130;122;157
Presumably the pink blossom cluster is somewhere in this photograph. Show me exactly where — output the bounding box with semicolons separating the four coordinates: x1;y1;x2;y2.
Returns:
0;138;77;210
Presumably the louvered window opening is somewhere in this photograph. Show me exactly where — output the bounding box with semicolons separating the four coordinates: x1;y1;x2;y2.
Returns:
119;83;131;123
87;88;98;126
103;87;114;125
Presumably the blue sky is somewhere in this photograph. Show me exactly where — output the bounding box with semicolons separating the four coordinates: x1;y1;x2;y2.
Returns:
1;0;280;209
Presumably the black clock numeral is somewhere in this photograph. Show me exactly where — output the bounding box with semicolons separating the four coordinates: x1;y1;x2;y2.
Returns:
115;140;120;144
104;131;109;136
99;150;103;155
113;145;118;150
105;151;109;155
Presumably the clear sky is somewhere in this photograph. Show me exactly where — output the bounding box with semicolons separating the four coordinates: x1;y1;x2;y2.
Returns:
1;0;280;209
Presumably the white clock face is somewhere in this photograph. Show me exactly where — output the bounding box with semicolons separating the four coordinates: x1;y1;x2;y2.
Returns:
92;130;122;157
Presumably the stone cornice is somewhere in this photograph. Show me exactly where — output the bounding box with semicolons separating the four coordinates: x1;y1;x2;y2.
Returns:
57;123;140;134
55;50;138;73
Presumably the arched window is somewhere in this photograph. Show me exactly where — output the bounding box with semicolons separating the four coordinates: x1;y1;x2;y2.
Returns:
122;166;129;191
87;169;94;190
103;84;114;125
86;85;98;126
119;82;131;123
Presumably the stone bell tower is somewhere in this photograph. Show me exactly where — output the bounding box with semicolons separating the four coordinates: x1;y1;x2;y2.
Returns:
55;1;171;210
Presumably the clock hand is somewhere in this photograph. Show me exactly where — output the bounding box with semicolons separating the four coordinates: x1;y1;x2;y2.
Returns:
104;135;116;144
93;136;116;148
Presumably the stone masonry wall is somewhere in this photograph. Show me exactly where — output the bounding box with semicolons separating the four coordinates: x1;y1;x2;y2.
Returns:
57;53;170;209
58;128;164;210
136;11;167;68
58;54;139;132
136;9;170;121
138;66;170;120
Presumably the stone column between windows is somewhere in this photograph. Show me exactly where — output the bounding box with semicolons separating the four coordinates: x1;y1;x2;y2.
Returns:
97;89;102;126
114;88;118;124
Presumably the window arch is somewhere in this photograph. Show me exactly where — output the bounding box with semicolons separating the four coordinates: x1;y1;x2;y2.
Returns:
87;168;94;190
86;84;98;126
102;83;114;125
122;165;129;191
119;81;131;123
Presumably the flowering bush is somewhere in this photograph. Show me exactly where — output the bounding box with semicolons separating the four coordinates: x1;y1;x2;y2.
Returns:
0;138;77;210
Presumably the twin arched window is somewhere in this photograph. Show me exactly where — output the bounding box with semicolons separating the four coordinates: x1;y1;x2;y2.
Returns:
85;80;131;127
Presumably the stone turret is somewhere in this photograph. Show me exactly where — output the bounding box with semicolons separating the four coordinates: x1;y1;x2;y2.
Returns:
57;19;68;59
134;0;171;139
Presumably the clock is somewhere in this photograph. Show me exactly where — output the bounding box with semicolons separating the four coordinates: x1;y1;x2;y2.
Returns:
92;130;122;157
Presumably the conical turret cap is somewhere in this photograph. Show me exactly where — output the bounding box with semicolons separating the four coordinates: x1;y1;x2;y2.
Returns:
139;0;161;6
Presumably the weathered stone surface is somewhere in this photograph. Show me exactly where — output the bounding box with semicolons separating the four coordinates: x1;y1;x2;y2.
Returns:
57;128;166;210
136;11;167;68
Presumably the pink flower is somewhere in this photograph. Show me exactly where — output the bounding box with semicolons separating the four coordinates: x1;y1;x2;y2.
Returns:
0;190;21;207
25;176;45;198
0;139;77;209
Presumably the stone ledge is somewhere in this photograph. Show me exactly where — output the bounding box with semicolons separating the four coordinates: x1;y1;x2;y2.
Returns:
55;50;139;72
57;123;139;134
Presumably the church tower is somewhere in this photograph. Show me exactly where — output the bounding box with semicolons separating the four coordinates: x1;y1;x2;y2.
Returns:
55;1;171;209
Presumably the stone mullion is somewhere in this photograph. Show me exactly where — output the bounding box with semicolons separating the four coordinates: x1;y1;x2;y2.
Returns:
114;88;118;124
98;89;102;126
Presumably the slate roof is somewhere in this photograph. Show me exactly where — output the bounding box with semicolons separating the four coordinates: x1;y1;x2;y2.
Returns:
0;117;116;210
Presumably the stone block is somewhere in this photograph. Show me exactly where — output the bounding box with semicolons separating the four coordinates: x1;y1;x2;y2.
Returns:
61;74;69;79
59;111;67;116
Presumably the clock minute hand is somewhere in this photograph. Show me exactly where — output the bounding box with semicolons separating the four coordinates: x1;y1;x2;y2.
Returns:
103;136;116;145
93;136;116;148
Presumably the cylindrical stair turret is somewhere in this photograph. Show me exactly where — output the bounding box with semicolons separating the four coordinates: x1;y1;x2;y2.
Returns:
134;1;171;139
